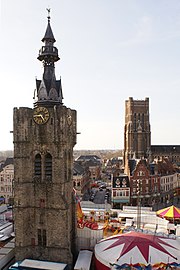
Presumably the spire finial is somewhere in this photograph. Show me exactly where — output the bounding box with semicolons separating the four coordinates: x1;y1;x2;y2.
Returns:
46;8;51;22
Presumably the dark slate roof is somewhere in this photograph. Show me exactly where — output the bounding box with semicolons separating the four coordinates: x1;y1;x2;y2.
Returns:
36;78;62;98
85;159;101;167
128;159;137;176
149;163;156;175
151;145;180;153
42;20;56;42
0;158;14;172
76;155;101;162
111;167;124;175
4;158;14;166
73;162;85;175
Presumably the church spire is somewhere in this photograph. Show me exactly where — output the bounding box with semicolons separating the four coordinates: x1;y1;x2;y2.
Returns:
42;9;56;43
34;9;63;107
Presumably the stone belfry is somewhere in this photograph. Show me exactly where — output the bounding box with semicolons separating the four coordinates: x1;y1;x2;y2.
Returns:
124;97;151;165
13;11;77;266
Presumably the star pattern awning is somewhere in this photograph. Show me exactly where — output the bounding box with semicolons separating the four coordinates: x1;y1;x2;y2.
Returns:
94;231;180;270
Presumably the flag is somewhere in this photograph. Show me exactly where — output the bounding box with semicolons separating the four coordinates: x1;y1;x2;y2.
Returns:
73;188;84;220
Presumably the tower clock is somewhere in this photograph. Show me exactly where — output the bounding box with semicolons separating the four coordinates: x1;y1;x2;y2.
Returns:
33;106;50;125
13;12;77;267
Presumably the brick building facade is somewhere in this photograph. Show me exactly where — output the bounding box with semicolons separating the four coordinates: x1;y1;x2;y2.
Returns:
0;158;14;204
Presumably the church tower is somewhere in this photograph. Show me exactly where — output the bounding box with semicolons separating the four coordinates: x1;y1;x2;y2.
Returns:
13;12;77;266
124;97;151;166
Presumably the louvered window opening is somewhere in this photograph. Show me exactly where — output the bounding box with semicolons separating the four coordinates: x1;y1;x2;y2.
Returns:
45;153;52;177
35;154;42;176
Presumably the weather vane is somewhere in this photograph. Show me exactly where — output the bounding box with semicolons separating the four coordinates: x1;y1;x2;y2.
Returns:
46;8;51;21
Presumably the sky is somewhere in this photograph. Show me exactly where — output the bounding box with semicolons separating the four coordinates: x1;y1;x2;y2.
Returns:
0;0;180;151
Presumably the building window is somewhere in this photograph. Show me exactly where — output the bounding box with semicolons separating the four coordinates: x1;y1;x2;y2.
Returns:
139;171;145;176
37;229;47;246
34;154;42;176
45;153;52;178
43;229;47;246
38;229;42;246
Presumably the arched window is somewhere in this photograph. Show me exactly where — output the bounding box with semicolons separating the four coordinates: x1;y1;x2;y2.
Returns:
37;229;46;246
34;154;42;176
45;153;52;178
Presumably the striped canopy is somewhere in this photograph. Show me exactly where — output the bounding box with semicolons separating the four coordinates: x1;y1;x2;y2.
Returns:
156;205;180;219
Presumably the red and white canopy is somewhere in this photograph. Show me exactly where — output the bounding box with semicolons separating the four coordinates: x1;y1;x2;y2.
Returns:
95;231;180;270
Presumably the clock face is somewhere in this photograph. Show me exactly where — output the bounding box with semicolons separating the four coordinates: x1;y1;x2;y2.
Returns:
33;107;50;125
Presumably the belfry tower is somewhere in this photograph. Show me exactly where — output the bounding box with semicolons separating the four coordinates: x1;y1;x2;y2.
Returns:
124;97;151;165
13;12;77;266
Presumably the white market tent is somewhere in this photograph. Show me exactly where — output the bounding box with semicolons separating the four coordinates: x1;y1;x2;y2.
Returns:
74;250;93;270
94;231;180;270
10;259;68;270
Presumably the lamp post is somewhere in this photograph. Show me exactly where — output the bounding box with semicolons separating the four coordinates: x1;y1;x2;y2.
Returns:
137;179;141;229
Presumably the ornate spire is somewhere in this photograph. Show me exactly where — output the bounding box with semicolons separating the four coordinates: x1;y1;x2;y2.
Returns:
34;9;63;107
42;9;56;43
37;9;60;66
